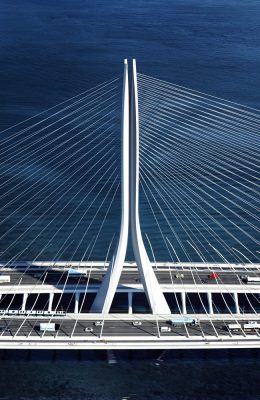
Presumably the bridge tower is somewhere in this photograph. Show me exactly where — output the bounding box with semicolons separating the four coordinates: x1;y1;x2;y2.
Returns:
91;59;170;314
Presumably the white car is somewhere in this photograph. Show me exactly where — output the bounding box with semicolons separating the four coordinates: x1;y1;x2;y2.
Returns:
132;321;142;326
160;326;171;333
175;273;184;279
84;327;93;332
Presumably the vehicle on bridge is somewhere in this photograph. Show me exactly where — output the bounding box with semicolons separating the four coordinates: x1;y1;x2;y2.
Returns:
0;275;10;283
39;323;57;332
174;273;184;279
225;321;260;333
68;269;87;280
84;327;93;332
0;327;11;333
226;323;242;332
34;273;44;279
240;275;260;284
94;321;103;326
208;272;219;279
160;326;171;332
243;321;260;332
167;317;199;327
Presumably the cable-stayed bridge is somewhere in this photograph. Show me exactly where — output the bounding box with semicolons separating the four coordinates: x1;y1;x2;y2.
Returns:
0;59;259;349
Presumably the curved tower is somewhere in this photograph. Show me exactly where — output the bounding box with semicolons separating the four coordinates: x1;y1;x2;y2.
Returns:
91;59;170;315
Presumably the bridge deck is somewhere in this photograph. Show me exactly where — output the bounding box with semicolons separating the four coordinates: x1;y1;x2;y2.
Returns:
0;263;260;293
0;263;259;348
0;314;259;349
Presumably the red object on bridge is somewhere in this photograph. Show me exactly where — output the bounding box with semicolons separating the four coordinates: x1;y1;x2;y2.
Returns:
209;272;219;279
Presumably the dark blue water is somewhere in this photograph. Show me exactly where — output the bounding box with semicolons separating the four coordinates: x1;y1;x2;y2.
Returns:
0;0;259;263
0;1;260;398
1;0;260;120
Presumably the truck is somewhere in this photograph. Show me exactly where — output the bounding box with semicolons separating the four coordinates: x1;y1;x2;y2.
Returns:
0;275;10;283
167;317;199;327
226;323;242;332
243;321;260;332
240;276;260;284
68;269;86;280
39;323;56;332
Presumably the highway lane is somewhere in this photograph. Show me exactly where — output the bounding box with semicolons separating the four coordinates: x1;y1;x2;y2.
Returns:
0;269;257;287
0;317;258;339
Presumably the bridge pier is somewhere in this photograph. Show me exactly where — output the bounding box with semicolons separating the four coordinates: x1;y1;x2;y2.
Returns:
181;292;187;314
207;292;214;315
233;292;240;314
128;292;133;314
21;293;28;312
74;292;80;314
48;293;54;312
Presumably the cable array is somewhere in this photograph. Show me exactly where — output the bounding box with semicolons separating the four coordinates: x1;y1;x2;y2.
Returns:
138;73;260;264
138;73;260;335
0;69;259;340
0;78;121;336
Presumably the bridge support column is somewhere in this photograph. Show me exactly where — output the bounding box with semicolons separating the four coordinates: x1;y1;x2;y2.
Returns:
128;292;133;314
21;293;28;311
233;292;240;314
91;59;170;315
130;59;170;315
207;292;214;314
181;292;187;314
90;59;130;314
48;293;54;312
74;292;80;314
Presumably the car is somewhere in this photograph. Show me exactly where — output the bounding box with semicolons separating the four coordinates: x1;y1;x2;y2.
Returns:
160;326;171;333
84;327;93;332
208;272;219;279
34;273;43;279
132;321;142;326
39;323;56;332
0;327;11;332
94;321;103;326
175;273;184;278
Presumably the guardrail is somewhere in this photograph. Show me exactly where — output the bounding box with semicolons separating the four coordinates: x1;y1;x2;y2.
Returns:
0;309;66;317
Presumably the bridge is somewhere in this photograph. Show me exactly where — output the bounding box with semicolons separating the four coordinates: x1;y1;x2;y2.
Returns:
0;59;259;349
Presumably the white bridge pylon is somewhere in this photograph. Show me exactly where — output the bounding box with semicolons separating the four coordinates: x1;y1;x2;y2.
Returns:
91;59;171;314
